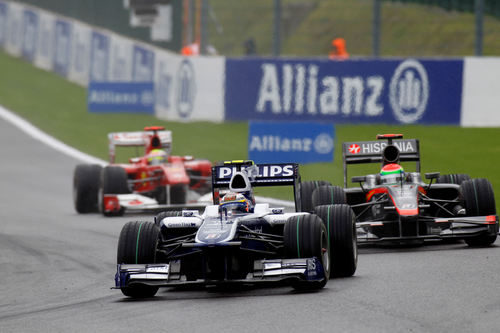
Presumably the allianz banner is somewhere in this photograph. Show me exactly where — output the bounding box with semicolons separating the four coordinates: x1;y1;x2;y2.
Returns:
248;121;335;164
88;81;154;114
226;58;463;125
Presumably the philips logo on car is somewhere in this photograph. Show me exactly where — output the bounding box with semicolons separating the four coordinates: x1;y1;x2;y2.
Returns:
248;121;334;164
87;81;155;114
217;164;295;179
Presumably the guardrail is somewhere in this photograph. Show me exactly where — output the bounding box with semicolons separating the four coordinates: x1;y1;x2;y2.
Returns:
0;1;498;127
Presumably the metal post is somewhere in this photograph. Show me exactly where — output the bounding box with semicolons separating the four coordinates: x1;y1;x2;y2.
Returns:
200;0;208;54
273;0;281;56
475;0;484;56
372;0;381;57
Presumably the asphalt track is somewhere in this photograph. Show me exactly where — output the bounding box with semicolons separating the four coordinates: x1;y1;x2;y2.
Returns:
1;116;500;333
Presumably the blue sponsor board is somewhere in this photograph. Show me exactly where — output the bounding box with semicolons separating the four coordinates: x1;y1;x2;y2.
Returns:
53;20;72;77
133;45;154;81
226;58;463;125
248;121;335;164
22;9;38;62
0;2;8;47
90;31;110;81
88;82;155;114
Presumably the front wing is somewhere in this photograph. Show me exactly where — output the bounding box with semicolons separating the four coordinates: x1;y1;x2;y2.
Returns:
103;193;210;214
114;257;326;289
357;215;499;244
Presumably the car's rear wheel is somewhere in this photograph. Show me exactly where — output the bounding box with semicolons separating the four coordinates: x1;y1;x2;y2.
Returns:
314;204;357;277
73;164;102;213
298;181;331;213
100;166;130;216
312;185;347;208
284;214;330;290
117;221;160;298
460;178;497;246
437;174;471;185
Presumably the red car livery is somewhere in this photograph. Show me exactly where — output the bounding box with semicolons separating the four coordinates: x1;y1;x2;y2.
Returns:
73;126;212;216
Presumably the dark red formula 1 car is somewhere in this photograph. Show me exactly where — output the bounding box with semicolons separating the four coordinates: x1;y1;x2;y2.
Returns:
310;134;499;247
73;126;212;216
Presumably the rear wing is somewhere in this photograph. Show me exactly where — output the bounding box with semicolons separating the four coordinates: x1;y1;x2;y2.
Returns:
108;128;172;163
342;137;420;187
211;160;301;210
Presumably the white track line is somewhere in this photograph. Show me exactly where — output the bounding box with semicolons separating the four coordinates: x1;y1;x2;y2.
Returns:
0;104;295;207
0;105;106;165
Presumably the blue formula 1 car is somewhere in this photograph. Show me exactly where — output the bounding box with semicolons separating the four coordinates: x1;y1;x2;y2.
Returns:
114;160;357;298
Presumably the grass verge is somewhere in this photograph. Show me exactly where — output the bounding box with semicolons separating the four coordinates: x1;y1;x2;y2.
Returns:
1;51;500;211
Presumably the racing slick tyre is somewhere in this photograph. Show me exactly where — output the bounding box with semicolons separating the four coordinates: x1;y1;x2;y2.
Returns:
73;164;102;213
284;214;330;290
437;174;471;185
169;184;187;204
314;204;357;278
299;181;332;213
154;210;182;227
100;166;130;217
117;221;160;298
312;185;347;208
460;178;497;247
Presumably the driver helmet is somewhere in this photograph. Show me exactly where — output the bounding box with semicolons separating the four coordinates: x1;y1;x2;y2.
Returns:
219;192;252;215
380;163;405;185
147;149;167;165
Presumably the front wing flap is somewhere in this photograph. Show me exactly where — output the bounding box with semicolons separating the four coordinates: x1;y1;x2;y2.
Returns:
356;215;499;243
114;257;326;289
103;193;209;214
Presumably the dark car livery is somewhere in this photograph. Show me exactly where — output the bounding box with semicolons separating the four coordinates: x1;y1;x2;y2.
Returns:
311;134;498;246
114;160;357;298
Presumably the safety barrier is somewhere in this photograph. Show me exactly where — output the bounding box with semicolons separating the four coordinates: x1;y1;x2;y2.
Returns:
0;1;498;126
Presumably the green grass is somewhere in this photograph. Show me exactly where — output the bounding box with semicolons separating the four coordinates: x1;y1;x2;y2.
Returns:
1;50;500;211
208;0;500;57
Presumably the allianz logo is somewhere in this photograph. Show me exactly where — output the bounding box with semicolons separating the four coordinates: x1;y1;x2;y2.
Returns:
255;59;429;124
88;90;146;104
249;133;333;154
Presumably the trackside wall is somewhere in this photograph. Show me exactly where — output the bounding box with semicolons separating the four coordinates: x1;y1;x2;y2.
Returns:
0;1;499;127
0;0;225;122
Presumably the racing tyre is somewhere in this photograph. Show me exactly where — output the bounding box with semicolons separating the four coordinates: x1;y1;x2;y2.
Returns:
154;210;182;227
170;184;187;204
437;174;471;185
73;164;102;213
284;214;330;290
460;178;497;246
312;185;347;208
314;204;357;278
299;181;331;213
117;221;160;298
100;166;130;216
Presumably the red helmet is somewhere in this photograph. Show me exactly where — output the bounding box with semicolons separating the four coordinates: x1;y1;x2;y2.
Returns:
380;164;405;184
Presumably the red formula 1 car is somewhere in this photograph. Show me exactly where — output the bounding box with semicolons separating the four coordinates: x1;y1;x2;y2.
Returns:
73;126;212;216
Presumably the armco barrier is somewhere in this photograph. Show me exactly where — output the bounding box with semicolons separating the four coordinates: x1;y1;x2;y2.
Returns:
0;1;225;123
225;58;464;125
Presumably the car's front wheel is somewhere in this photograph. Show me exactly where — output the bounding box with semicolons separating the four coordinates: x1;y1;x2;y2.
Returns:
314;204;357;277
117;221;160;298
460;178;497;247
284;214;330;290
